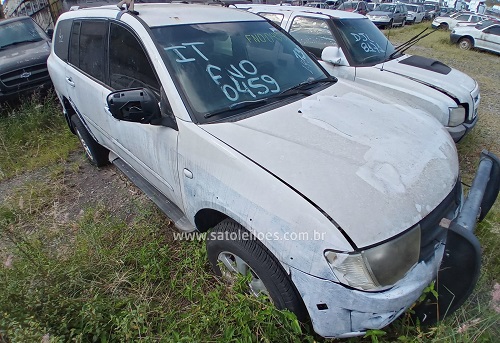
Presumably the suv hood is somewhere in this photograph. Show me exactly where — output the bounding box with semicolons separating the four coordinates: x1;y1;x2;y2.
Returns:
0;40;50;72
201;80;458;248
379;54;476;100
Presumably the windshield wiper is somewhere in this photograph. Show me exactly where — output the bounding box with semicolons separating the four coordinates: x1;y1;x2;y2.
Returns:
0;38;43;49
277;76;337;96
384;28;437;62
204;99;268;118
203;77;337;119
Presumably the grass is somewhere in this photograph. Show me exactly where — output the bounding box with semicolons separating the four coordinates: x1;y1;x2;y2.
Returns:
0;25;499;342
0;92;79;181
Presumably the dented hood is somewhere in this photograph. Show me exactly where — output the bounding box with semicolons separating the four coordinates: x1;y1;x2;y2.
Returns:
378;54;477;100
0;40;50;72
201;80;459;247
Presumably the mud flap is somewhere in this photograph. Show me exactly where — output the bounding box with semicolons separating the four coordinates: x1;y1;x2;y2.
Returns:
412;223;481;324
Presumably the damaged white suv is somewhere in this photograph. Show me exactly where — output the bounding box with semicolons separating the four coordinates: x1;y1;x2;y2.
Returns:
48;4;499;338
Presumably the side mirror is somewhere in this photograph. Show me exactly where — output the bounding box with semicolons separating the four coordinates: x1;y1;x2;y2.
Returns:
107;88;161;124
46;28;54;39
321;46;349;66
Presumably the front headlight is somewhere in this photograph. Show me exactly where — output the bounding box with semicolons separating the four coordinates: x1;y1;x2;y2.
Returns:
382;15;390;20
448;106;466;127
324;225;421;291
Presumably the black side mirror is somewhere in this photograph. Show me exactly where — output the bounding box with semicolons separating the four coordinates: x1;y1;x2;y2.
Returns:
107;88;160;124
46;28;54;39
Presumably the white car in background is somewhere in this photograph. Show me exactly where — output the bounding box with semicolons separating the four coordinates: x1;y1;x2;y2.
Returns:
432;12;488;30
451;21;500;53
246;5;480;142
406;4;425;24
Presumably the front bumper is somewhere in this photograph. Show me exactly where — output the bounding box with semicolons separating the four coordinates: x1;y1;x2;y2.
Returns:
291;245;444;338
450;33;462;44
292;151;500;338
447;114;478;142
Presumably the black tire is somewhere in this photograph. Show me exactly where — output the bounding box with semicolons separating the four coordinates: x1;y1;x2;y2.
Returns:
439;22;449;30
206;219;308;321
386;20;393;29
71;115;109;167
458;37;473;50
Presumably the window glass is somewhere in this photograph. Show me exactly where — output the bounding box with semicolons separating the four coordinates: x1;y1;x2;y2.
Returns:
54;19;72;62
456;15;470;21
78;21;106;82
335;18;396;66
0;18;45;49
289;16;337;59
152;21;327;122
485;25;500;35
378;4;395;12
68;21;81;67
109;23;159;92
259;12;284;25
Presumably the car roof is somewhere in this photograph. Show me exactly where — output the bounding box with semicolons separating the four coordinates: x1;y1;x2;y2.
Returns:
58;4;265;27
245;4;365;19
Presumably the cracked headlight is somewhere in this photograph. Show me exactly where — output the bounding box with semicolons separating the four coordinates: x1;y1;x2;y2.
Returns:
448;106;466;127
324;225;421;291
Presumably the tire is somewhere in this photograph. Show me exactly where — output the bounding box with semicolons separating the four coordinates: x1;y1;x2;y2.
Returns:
439;23;449;30
401;19;406;27
206;219;308;321
458;37;472;50
386;20;393;29
71;115;109;167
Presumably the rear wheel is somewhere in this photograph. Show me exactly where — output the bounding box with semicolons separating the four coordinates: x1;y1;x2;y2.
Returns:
206;219;308;321
458;37;473;50
439;22;449;30
71;115;109;167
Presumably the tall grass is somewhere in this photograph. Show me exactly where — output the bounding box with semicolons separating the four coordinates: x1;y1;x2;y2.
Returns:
0;92;78;181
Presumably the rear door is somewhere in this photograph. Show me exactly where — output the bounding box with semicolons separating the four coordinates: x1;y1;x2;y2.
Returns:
66;20;113;149
479;25;500;53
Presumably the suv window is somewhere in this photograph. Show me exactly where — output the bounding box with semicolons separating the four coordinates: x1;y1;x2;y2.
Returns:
259;12;284;25
68;20;107;82
289;16;337;59
456;14;470;21
108;23;159;92
53;19;72;62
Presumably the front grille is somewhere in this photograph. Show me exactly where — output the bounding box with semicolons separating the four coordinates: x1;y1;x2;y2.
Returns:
0;64;49;88
419;182;461;262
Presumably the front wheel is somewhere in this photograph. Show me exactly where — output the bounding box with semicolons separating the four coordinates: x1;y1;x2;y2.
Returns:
206;219;307;321
439;22;449;30
458;37;473;50
71;115;109;167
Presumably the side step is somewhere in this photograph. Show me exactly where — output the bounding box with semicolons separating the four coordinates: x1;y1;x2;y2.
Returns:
111;157;195;233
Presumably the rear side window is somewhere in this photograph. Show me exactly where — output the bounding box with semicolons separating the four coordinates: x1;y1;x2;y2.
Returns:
54;19;72;62
108;23;159;92
78;21;107;82
68;21;81;67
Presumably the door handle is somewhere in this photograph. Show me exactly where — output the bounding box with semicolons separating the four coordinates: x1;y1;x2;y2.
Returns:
66;77;75;87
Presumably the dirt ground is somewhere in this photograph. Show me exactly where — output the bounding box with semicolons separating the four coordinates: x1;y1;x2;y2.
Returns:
0;152;152;227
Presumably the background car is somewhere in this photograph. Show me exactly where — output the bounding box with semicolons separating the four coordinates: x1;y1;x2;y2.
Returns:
432;12;488;30
451;21;500;53
337;1;369;15
0;16;52;104
304;1;330;9
406;4;425;24
248;5;480;142
367;3;408;28
423;2;440;20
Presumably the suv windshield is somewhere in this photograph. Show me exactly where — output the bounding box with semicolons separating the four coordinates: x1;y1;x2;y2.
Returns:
377;4;395;12
406;5;418;11
0;18;45;49
152;21;327;122
334;18;396;66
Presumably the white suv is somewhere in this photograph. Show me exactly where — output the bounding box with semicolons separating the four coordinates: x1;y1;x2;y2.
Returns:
48;4;499;339
246;5;480;142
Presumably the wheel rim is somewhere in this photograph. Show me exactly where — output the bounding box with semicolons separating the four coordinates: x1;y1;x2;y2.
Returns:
217;251;269;297
75;128;94;162
459;40;470;50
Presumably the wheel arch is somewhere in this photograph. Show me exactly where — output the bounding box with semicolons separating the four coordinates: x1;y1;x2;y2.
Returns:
62;96;77;134
194;208;228;233
460;35;475;46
